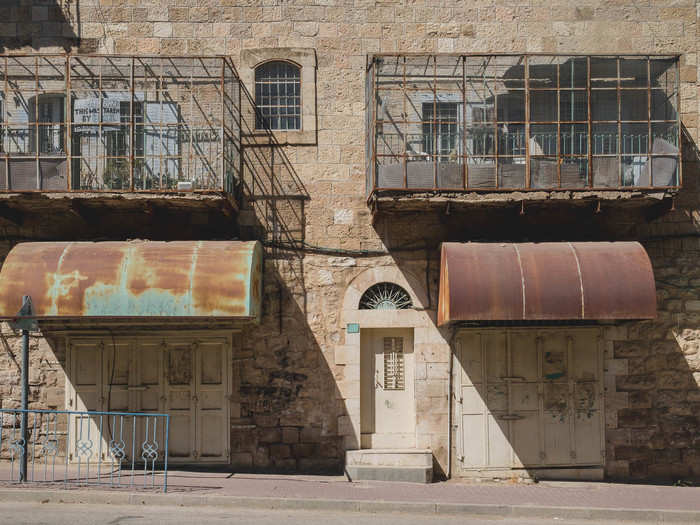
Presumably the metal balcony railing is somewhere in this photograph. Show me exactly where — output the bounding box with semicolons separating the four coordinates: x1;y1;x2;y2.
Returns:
366;54;681;194
0;55;241;193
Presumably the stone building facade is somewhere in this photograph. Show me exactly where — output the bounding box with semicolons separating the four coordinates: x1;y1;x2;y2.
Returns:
0;0;698;483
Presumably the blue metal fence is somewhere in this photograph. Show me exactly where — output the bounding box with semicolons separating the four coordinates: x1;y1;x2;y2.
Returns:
0;409;169;492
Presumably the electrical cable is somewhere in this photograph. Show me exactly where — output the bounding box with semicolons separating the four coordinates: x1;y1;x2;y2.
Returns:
262;239;437;257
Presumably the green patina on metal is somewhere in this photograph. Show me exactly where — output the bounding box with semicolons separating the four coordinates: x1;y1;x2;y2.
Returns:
0;240;262;320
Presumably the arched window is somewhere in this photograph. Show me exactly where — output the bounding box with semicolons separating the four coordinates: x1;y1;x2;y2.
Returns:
254;61;301;131
359;282;413;310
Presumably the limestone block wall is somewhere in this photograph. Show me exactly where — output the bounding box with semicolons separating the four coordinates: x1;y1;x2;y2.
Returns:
602;242;700;481
0;0;698;481
0;325;65;458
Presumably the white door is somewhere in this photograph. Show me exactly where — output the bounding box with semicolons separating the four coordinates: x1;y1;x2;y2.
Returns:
67;334;232;464
360;328;415;449
68;339;108;463
456;328;604;472
195;340;229;461
164;341;197;461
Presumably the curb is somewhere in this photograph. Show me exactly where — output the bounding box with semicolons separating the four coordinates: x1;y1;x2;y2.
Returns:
0;488;699;523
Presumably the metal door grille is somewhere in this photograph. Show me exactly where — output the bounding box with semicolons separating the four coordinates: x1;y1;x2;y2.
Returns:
383;337;405;390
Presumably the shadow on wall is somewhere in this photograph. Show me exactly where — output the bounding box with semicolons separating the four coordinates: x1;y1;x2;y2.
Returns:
0;1;80;52
238;81;309;251
451;324;700;482
237;79;310;312
606;316;700;482
612;114;700;482
380;241;700;483
225;84;341;473
232;262;345;473
369;127;700;483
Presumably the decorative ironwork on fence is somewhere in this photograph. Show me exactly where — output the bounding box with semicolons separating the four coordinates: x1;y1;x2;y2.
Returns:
0;409;169;492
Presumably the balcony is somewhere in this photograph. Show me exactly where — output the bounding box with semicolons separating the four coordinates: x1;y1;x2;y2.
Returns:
366;54;681;209
0;55;241;195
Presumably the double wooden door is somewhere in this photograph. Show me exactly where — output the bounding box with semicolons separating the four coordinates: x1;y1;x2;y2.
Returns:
67;334;232;463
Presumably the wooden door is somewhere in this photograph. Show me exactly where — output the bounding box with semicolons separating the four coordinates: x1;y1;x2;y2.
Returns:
195;339;229;461
68;334;233;464
164;341;197;462
68;339;107;463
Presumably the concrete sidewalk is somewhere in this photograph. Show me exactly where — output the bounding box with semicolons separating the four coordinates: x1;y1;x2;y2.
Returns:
1;471;699;523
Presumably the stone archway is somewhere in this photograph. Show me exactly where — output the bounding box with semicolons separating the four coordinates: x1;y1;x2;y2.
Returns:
335;265;450;482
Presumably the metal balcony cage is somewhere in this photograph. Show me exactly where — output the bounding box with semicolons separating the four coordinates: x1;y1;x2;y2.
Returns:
0;55;241;193
366;54;681;194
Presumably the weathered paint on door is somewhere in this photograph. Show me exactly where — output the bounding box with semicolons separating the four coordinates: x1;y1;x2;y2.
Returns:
360;328;415;449
195;340;228;459
67;334;232;463
69;339;109;463
456;328;604;472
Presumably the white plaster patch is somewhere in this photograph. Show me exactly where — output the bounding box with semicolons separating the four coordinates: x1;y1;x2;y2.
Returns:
334;209;354;224
328;256;356;267
318;269;334;285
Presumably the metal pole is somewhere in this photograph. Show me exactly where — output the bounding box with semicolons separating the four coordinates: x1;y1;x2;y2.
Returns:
19;327;28;482
13;294;35;483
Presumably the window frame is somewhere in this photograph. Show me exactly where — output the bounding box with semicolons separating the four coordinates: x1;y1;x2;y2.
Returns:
241;48;317;145
254;60;302;132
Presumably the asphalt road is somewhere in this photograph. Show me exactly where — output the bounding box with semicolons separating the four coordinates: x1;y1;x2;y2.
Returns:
0;502;654;525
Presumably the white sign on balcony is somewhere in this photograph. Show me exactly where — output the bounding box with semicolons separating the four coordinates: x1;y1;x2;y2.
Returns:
73;98;121;132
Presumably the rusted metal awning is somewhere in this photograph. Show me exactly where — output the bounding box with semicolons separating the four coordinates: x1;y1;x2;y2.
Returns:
0;241;262;320
438;242;656;325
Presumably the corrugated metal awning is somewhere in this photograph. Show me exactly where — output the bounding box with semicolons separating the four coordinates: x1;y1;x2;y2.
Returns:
0;241;262;321
438;242;656;325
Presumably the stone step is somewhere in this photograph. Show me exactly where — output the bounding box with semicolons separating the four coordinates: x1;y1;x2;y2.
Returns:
345;464;433;484
345;449;433;468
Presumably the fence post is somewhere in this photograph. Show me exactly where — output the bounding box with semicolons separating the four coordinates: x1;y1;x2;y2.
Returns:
12;295;36;483
19;327;28;482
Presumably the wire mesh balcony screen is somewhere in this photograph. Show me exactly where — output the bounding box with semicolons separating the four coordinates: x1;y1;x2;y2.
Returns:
367;55;680;193
0;55;241;192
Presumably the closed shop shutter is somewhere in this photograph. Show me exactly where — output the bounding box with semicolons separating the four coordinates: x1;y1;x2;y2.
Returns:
67;334;232;464
456;328;604;472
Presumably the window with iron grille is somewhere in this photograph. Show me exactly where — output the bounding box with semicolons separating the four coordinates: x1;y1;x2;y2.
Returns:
255;61;301;131
383;337;405;390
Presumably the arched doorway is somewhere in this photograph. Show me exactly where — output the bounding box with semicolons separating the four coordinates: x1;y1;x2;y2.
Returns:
358;283;416;448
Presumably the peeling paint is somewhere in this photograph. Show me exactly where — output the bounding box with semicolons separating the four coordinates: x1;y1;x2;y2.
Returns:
0;241;262;320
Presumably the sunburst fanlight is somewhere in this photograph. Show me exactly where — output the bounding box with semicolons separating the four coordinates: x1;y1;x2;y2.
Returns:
359;282;413;310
